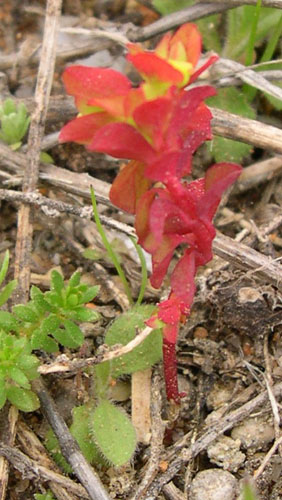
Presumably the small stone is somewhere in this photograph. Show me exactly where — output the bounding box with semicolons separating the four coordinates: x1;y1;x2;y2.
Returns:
190;469;238;500
206;382;235;410
231;417;274;451
207;435;245;472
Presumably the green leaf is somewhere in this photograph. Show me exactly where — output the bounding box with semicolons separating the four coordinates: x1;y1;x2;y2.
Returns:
90;400;136;466
66;306;99;322
34;491;56;500
54;320;84;348
0;311;18;331
13;304;39;323
6;386;40;412
207;87;255;162
50;270;64;295
152;0;192;15
39;151;54;164
0;280;17;307
68;271;81;288
40;314;60;335
70;405;104;465
9;366;31;389
80;285;100;304
104;305;162;377
0;250;9;286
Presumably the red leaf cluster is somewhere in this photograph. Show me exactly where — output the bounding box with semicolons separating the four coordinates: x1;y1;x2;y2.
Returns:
59;24;242;403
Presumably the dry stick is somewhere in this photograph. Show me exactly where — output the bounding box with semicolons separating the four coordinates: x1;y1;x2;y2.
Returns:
201;0;282;6
144;382;282;498
0;445;89;499
212;232;282;292
263;334;282;456
130;371;166;500
1;3;62;500
31;378;111;500
132;368;152;445
17;420;81;500
210;107;282;156
38;326;154;375
253;435;282;480
1;187;282;295
0;406;18;500
14;0;62;303
0;40;113;71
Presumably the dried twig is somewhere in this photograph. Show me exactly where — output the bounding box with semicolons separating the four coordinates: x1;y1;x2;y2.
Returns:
38;326;154;375
144;382;282;498
132;369;152;445
201;0;282;7
31;378;111;500
130;371;166;500
17;420;81;500
0;406;18;500
14;0;62;303
0;444;89;498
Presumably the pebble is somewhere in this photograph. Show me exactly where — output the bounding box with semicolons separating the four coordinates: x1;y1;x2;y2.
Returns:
207;435;245;472
189;469;238;500
231;417;274;451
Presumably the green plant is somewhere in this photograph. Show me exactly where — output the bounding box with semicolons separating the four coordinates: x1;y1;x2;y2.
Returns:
0;98;30;150
12;270;100;352
152;1;282;163
34;491;56;500
241;479;259;500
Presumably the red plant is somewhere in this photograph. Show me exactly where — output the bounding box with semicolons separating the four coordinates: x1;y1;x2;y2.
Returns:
59;23;242;404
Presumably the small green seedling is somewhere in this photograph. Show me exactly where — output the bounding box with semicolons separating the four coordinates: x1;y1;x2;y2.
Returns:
12;270;100;352
0;98;30;150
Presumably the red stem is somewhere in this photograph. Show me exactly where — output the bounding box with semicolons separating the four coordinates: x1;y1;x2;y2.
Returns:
163;338;181;404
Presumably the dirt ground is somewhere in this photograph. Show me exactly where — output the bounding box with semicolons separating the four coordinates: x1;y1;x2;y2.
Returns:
0;1;282;499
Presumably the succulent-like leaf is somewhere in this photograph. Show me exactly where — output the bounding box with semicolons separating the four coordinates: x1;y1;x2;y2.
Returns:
6;386;40;412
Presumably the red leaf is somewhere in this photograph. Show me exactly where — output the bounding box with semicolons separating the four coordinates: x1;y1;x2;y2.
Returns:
62;65;131;100
169;23;201;68
109;161;151;214
88;122;156;162
127;50;183;84
59;112;112;144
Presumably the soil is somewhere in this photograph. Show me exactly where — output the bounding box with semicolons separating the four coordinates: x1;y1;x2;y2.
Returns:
0;1;282;499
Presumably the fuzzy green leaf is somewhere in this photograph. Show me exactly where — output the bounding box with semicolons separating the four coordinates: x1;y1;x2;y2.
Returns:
90;400;136;466
50;270;64;295
70;405;104;465
68;271;81;288
80;286;100;304
0;311;18;331
53;320;84;348
104;305;162;377
13;304;39;323
66;306;100;323
9;366;31;389
0;280;17;307
6;386;40;412
40;314;60;335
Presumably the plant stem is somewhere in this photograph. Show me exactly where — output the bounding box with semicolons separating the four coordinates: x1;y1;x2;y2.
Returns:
90;187;133;305
130;236;148;307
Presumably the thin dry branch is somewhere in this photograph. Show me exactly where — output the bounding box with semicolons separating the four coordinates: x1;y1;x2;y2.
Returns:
201;0;282;7
14;0;62;304
17;420;81;500
210;107;282;155
32;378;111;500
0;444;89;498
145;382;282;498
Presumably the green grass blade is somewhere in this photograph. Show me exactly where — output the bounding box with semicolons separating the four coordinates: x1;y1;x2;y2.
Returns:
90;187;133;305
130;237;148;307
245;0;262;67
260;13;282;63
